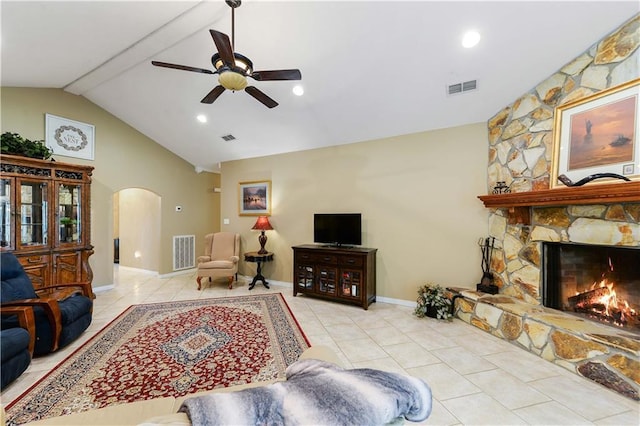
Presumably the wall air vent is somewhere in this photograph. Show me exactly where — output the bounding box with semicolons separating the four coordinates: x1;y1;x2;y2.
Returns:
173;235;195;271
221;134;236;141
447;80;478;96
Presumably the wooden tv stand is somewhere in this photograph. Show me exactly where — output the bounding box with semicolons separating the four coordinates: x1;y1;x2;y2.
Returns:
292;244;377;309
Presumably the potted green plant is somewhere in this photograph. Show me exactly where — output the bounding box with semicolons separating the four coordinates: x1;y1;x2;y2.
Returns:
1;132;53;160
59;217;77;242
414;283;453;320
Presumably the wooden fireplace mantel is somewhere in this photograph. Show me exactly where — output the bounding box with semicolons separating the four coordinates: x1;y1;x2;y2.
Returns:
478;181;640;225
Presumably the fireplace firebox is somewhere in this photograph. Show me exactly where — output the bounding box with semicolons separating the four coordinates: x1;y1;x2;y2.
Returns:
542;242;640;333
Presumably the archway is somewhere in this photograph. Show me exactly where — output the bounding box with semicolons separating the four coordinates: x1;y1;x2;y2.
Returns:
113;188;161;272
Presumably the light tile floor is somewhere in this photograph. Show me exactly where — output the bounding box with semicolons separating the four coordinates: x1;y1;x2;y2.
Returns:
2;267;638;425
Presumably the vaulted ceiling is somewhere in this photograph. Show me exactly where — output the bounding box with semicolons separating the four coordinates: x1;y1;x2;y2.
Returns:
2;1;638;172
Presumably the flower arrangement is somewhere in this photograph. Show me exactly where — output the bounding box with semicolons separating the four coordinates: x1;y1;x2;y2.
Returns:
414;283;453;320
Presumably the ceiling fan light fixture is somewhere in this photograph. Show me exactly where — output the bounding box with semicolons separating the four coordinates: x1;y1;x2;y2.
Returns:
219;72;248;90
212;52;253;90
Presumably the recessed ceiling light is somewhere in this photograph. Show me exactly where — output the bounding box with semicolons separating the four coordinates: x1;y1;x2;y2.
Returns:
292;85;304;96
196;114;207;123
462;30;481;48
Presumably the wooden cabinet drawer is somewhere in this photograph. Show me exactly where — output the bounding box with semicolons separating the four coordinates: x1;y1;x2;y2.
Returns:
295;251;315;263
339;255;363;267
18;254;50;266
313;253;337;264
295;251;337;265
18;254;50;289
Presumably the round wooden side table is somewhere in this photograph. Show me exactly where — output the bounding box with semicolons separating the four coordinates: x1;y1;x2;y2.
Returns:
244;251;274;290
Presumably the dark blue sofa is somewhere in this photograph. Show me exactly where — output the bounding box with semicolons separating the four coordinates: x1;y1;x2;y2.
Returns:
1;326;32;389
0;305;34;390
1;252;93;356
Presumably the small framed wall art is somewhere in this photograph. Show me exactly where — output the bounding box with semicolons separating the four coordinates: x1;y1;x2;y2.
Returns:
45;114;95;160
238;180;271;216
550;79;639;188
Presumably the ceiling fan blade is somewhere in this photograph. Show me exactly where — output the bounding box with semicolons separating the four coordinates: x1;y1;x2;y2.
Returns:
201;86;226;104
251;69;302;81
245;86;278;108
209;30;235;67
151;61;214;75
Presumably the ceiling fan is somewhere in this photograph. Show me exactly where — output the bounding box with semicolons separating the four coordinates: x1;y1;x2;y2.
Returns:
151;0;301;108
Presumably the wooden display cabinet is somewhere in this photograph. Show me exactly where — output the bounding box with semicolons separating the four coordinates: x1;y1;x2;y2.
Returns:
1;155;94;291
292;244;377;309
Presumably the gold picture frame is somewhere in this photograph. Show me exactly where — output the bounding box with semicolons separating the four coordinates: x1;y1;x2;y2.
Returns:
550;78;639;189
238;180;271;216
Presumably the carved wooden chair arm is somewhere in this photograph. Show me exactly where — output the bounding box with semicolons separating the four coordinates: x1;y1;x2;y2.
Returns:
1;298;63;352
0;305;36;354
36;281;93;299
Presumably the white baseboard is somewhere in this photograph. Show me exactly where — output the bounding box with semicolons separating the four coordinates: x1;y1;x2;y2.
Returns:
159;268;196;279
93;284;115;293
375;296;415;307
237;275;292;289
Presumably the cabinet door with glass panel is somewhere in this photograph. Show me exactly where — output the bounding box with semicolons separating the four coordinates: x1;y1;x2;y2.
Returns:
57;183;84;246
16;179;50;251
0;178;14;250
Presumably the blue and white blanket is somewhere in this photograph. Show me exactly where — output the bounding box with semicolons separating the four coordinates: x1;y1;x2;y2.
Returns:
179;358;432;425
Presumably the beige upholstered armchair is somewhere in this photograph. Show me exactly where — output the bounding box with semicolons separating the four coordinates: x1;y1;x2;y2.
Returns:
196;232;240;290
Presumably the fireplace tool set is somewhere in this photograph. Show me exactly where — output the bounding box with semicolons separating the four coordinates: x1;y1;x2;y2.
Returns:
477;237;498;294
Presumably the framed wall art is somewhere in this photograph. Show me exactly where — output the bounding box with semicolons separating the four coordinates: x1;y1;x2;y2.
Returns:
45;114;95;160
238;180;271;216
550;78;639;188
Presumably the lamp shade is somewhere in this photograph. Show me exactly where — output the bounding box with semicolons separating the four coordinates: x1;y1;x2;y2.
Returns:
252;216;273;231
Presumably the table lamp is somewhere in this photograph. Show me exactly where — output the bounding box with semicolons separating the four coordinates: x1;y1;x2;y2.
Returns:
252;216;273;254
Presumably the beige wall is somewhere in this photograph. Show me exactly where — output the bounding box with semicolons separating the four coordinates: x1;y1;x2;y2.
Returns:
118;188;161;271
221;123;489;302
1;88;221;287
1;87;487;303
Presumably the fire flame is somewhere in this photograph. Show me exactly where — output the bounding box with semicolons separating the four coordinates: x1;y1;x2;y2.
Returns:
573;257;636;327
589;279;636;322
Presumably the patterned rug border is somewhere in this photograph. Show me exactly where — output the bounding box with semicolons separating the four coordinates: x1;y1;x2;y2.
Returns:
5;292;309;423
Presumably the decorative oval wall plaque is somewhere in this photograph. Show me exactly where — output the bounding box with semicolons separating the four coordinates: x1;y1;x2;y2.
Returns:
54;125;88;152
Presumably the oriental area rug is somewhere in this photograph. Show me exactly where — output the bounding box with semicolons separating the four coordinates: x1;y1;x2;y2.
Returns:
5;293;309;425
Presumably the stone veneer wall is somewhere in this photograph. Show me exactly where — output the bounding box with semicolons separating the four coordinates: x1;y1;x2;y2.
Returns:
485;15;640;303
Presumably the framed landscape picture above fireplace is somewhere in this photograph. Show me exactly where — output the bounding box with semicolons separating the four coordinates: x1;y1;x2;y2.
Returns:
550;78;639;189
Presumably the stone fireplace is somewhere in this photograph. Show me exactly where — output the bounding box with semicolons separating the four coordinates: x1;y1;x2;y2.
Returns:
542;242;640;332
453;195;640;400
453;15;640;401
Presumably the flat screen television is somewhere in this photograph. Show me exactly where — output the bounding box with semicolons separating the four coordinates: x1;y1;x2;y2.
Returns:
313;213;362;247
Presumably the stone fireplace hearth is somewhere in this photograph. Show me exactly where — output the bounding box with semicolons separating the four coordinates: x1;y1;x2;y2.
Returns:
450;286;640;400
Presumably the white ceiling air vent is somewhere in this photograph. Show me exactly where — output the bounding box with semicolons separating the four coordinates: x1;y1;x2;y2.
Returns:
447;80;478;96
221;134;236;141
